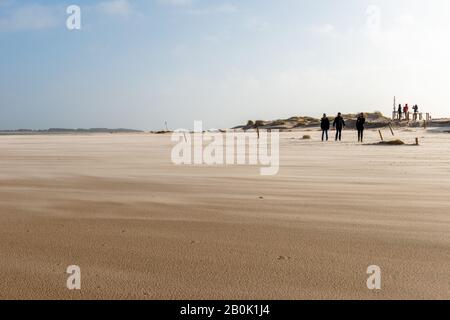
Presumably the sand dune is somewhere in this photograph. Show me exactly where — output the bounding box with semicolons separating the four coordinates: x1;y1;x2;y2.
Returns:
0;129;450;300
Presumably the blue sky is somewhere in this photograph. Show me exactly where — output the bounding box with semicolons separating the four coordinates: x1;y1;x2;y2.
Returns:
1;0;450;130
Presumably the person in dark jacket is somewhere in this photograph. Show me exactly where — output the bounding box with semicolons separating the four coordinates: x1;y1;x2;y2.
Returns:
398;104;402;120
333;112;346;141
320;113;330;141
413;105;419;121
356;113;366;142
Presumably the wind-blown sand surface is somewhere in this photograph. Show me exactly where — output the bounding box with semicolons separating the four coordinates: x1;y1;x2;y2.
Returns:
0;129;449;300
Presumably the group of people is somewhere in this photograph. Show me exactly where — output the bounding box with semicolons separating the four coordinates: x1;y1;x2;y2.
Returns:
397;104;419;121
320;113;366;142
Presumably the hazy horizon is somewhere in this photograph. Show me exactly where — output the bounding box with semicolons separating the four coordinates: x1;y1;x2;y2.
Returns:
0;109;446;132
2;0;450;131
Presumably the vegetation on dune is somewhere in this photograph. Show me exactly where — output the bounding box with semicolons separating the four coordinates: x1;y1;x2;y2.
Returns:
236;112;391;130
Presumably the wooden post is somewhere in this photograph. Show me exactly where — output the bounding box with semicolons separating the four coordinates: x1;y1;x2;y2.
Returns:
256;126;260;139
378;130;384;141
415;137;419;145
388;123;395;136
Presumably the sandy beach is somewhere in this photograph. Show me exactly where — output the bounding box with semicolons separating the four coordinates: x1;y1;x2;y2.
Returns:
0;128;449;300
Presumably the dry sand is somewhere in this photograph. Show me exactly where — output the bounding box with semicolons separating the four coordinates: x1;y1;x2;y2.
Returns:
0;128;449;300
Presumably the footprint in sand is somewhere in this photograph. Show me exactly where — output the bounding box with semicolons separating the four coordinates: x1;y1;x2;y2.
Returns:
277;256;292;261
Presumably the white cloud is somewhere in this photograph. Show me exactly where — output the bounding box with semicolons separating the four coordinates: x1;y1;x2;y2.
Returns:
157;0;236;14
188;3;237;15
0;4;60;31
0;1;137;31
97;0;133;16
215;4;238;13
246;18;270;32
311;24;336;37
158;0;194;7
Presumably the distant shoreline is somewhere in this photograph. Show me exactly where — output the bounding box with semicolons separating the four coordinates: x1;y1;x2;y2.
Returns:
0;128;144;136
1;112;450;136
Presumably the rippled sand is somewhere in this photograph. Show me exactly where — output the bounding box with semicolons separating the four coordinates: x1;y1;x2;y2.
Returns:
1;129;449;299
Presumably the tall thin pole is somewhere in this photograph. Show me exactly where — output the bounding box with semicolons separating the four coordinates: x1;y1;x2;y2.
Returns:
392;96;397;120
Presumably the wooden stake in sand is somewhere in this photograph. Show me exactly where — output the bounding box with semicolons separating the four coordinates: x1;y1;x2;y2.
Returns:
416;137;419;145
388;123;395;136
378;130;384;141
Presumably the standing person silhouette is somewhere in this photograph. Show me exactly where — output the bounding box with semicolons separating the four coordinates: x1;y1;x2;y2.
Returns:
413;105;419;121
398;104;402;120
333;112;346;141
321;113;330;141
356;113;366;143
403;104;409;120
